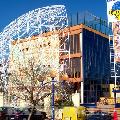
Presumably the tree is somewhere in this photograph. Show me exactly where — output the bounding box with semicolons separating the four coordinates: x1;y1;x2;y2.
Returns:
8;59;72;120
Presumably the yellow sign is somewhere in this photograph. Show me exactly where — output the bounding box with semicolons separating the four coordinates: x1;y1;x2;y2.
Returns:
109;10;120;20
107;0;120;22
62;106;86;120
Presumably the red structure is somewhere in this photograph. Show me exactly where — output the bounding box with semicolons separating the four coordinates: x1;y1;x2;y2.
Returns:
113;108;118;120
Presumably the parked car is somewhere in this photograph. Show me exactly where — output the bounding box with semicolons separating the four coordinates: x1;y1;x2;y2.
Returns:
0;107;47;120
0;107;6;120
0;107;15;120
86;111;113;120
8;107;47;120
8;108;23;120
22;107;47;120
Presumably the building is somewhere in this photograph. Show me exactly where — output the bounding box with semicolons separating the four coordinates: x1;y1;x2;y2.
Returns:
64;24;111;103
61;11;113;103
7;12;113;106
8;33;64;107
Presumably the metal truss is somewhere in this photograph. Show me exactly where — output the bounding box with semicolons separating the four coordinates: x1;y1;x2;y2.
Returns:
109;35;120;89
0;5;70;106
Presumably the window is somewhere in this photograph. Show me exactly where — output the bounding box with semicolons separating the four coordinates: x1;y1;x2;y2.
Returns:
74;34;80;53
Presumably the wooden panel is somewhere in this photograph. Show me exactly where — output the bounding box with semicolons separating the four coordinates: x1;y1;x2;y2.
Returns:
60;53;82;59
68;77;81;82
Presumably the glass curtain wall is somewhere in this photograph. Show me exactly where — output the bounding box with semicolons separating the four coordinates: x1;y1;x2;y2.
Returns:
82;28;110;103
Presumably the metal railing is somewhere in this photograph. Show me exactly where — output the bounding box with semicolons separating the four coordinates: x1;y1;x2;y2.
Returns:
68;11;112;35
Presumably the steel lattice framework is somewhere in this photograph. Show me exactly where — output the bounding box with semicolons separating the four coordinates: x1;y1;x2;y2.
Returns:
0;5;70;106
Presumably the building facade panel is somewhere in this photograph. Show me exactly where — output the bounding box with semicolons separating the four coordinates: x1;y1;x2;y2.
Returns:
82;28;111;103
83;28;110;81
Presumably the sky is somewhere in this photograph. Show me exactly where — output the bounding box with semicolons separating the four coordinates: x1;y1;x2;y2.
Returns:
0;0;107;32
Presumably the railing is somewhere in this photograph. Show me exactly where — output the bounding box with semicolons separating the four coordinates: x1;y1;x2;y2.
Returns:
68;11;112;35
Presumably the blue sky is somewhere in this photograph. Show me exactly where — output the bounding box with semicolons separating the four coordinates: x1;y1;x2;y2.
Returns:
0;0;107;31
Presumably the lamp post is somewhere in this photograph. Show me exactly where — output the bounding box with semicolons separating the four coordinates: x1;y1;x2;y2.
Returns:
49;69;69;120
114;87;117;108
49;69;57;120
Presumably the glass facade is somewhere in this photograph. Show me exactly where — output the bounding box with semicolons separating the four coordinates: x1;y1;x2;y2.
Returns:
68;11;112;35
82;28;111;103
61;26;111;103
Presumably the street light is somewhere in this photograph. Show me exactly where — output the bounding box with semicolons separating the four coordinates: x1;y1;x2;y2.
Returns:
113;87;117;108
49;69;69;120
49;69;57;120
